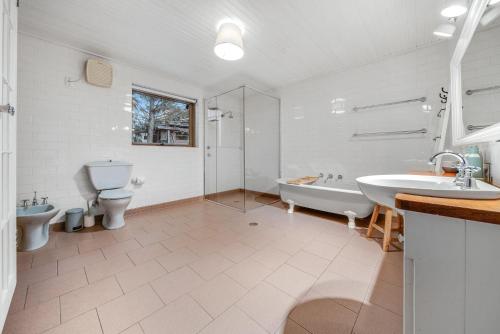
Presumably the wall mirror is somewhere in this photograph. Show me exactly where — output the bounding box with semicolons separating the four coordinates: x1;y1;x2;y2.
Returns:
450;0;500;146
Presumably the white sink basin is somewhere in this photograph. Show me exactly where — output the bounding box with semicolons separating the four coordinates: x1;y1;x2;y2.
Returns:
356;175;500;209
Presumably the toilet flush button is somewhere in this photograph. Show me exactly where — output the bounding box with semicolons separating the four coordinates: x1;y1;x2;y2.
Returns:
133;177;146;185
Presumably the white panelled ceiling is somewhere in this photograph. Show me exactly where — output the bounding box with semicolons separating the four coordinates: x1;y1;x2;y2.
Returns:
19;0;449;90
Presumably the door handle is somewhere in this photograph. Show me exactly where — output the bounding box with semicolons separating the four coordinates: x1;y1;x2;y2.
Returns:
0;104;15;116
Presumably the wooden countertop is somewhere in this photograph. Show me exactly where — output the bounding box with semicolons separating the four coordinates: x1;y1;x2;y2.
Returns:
395;193;500;225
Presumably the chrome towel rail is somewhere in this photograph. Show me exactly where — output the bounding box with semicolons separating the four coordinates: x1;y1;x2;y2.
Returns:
465;85;500;95
467;124;493;131
352;97;426;112
352;128;427;138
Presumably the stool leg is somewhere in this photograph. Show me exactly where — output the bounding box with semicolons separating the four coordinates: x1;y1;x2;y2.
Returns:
397;214;404;235
383;208;393;251
366;204;380;238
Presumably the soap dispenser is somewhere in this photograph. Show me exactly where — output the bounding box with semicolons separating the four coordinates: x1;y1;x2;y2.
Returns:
464;146;483;179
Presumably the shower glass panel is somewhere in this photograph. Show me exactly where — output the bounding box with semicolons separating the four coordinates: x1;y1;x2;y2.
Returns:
204;86;280;211
244;86;280;210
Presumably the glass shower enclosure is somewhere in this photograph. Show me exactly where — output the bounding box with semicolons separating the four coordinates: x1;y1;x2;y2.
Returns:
204;86;280;211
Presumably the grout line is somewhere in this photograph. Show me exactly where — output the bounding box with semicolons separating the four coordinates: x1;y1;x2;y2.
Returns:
148;282;166;307
115;274;126;295
189;293;215;321
95;307;106;334
58;296;62;324
284;318;313;334
83;266;90;285
138;321;146;333
22;285;29;310
233;304;270;333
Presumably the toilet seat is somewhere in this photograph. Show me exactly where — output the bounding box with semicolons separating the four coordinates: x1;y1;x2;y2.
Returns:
99;189;134;200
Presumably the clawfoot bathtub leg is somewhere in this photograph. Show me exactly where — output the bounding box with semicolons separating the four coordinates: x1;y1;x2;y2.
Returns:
344;210;357;229
287;200;295;214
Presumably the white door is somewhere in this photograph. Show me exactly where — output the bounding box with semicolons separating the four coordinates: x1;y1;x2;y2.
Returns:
0;0;16;329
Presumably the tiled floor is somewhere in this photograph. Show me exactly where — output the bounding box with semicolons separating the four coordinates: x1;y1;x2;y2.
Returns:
5;200;403;334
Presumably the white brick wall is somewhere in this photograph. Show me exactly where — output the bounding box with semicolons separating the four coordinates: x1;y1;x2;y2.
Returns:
278;42;452;187
17;34;205;217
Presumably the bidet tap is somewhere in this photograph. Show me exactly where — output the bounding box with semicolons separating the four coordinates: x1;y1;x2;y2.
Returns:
32;191;39;206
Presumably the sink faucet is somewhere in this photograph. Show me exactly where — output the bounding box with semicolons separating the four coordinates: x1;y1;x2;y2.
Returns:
429;151;479;189
32;191;39;206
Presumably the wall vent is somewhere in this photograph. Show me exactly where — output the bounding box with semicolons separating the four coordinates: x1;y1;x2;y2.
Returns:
86;59;113;88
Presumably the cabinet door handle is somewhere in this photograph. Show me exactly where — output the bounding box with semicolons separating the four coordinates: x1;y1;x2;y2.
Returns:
0;104;15;116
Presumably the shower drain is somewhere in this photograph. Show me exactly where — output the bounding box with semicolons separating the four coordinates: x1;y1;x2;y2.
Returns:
249;222;259;226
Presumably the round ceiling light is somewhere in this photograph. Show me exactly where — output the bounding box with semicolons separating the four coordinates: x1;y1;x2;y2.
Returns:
214;22;244;61
440;0;468;18
433;23;457;38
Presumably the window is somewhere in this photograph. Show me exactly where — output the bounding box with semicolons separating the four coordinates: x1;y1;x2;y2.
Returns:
131;89;195;146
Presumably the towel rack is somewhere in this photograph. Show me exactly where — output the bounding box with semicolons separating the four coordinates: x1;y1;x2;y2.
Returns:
352;128;427;138
352;97;426;112
465;85;500;96
467;124;493;131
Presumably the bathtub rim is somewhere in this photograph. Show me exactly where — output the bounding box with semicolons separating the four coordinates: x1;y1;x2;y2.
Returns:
276;178;363;196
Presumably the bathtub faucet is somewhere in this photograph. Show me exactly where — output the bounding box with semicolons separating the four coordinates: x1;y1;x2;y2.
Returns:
318;173;324;179
325;173;334;183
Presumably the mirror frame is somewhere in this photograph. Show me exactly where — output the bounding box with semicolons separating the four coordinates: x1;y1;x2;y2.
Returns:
450;0;500;146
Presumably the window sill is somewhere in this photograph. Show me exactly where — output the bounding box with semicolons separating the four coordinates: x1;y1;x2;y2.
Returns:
132;143;196;148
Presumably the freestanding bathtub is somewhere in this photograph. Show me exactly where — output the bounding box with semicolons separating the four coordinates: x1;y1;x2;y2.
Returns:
277;178;374;228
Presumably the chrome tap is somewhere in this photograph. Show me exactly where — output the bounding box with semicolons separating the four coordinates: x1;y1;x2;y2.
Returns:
20;199;30;208
32;191;39;206
429;151;478;189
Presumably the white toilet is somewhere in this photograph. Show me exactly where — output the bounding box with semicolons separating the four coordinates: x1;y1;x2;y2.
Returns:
85;160;134;229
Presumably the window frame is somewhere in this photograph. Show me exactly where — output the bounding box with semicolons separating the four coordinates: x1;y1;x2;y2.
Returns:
131;88;196;147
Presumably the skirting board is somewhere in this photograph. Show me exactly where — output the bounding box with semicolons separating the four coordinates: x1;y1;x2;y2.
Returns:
125;195;204;216
205;188;280;199
51;195;204;229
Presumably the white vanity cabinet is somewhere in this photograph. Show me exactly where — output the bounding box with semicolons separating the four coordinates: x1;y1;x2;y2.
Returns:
403;211;500;334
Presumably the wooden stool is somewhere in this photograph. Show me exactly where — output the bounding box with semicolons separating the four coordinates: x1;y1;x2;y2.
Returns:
366;204;403;251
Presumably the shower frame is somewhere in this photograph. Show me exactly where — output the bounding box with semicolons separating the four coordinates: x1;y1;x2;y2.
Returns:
203;85;281;212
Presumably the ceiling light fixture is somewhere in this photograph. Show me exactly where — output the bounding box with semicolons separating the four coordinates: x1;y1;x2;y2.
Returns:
214;20;244;61
440;0;468;18
489;0;500;5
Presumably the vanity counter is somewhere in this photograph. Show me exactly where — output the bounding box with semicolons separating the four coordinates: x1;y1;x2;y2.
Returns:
395;193;500;224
